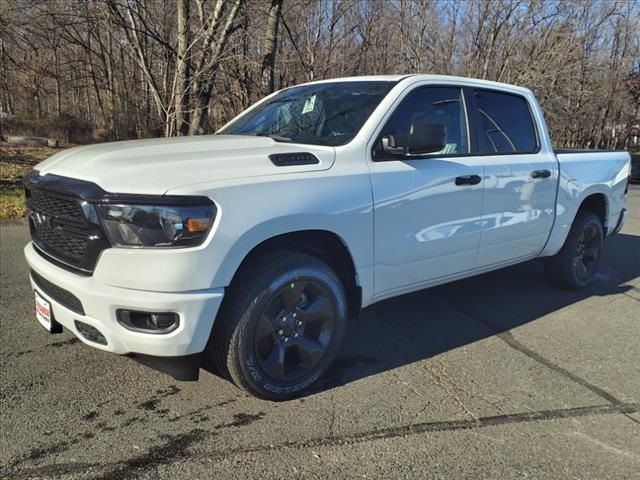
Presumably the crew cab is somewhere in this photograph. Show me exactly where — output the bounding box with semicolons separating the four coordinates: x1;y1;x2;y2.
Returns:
24;75;631;400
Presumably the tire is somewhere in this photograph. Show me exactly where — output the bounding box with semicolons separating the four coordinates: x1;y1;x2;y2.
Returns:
208;250;347;400
544;211;604;290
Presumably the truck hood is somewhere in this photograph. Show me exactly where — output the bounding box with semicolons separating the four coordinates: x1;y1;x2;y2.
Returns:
35;135;335;194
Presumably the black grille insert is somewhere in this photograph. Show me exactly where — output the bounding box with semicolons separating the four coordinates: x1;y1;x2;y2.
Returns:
29;189;85;223
31;270;85;315
25;174;111;274
32;222;88;262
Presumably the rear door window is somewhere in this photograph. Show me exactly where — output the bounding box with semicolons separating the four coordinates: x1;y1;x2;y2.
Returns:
473;90;538;154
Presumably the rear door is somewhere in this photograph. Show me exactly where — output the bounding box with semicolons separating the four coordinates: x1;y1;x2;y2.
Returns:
369;85;485;298
469;88;558;267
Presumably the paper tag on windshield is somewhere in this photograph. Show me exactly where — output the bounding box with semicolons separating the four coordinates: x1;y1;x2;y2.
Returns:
302;95;316;114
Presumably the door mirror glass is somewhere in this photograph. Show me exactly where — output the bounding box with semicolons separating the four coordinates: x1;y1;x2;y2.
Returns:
408;122;446;154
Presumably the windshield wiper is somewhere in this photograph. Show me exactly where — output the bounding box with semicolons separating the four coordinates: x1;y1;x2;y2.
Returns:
256;133;292;142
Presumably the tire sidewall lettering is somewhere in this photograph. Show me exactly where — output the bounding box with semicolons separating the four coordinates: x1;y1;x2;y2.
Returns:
245;355;262;381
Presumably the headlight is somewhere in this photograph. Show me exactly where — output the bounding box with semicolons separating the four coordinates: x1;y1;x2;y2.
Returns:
96;201;216;248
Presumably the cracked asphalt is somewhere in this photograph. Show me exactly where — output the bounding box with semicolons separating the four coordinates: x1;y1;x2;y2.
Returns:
1;186;639;479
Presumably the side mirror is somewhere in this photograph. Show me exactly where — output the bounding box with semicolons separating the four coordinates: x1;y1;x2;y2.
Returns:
381;122;446;157
408;122;446;154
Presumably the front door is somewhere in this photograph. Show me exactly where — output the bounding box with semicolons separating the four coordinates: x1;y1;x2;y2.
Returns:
369;85;484;299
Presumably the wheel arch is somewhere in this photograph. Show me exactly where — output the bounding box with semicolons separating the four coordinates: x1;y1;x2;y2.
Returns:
540;187;611;258
577;192;609;234
220;229;363;319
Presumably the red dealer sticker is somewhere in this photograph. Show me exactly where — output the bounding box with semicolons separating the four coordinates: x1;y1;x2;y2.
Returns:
35;291;53;332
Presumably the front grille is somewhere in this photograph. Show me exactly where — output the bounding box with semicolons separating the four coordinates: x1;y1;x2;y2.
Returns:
33;221;87;262
31;269;85;315
25;174;111;274
29;189;85;223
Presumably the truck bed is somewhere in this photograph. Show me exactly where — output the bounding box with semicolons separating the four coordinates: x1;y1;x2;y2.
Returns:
552;149;630;239
554;148;627;154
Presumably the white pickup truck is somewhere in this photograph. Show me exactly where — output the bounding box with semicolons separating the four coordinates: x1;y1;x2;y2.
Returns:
24;75;631;400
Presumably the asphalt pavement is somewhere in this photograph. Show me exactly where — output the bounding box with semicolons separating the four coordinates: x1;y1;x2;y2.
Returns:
1;187;639;479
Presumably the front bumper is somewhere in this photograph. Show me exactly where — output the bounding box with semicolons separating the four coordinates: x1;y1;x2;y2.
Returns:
25;242;224;357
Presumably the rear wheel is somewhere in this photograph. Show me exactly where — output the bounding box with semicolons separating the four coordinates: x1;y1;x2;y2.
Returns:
544;211;604;290
208;250;347;400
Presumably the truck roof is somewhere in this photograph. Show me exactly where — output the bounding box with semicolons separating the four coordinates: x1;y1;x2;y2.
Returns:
299;74;532;95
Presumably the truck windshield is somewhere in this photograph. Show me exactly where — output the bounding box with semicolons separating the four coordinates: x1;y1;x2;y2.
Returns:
219;81;395;146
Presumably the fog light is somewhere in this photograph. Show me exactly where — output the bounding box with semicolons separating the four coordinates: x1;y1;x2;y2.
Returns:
117;310;179;334
74;320;107;345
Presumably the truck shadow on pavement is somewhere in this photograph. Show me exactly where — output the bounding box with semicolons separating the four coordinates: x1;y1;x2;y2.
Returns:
305;232;640;395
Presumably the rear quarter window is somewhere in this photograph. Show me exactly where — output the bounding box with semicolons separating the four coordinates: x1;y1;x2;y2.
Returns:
474;90;538;154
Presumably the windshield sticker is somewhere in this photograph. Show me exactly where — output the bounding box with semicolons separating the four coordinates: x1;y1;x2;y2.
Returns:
302;95;316;114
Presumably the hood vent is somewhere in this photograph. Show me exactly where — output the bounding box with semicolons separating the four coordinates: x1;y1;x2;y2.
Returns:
269;152;320;167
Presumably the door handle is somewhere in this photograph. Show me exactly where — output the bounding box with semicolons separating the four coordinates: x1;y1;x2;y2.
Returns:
455;175;482;186
532;169;551;179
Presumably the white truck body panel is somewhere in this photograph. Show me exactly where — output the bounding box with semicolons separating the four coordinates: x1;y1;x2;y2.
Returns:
23;74;631;358
540;151;631;256
35;135;336;195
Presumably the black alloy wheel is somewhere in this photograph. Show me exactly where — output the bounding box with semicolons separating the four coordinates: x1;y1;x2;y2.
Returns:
254;279;336;382
573;223;603;283
545;210;604;290
209;250;347;400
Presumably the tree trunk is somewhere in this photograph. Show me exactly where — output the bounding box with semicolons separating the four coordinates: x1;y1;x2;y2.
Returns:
188;0;243;135
260;0;283;96
53;49;61;116
175;0;191;136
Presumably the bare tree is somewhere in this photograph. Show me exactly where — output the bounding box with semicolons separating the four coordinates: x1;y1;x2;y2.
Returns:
175;0;191;136
260;0;283;96
1;0;638;150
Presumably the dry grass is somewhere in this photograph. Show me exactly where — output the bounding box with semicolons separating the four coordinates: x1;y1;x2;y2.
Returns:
0;189;26;220
0;145;60;164
1;161;32;180
0;145;65;220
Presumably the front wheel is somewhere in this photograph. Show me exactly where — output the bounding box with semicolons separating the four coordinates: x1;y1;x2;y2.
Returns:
208;250;347;400
544;211;604;290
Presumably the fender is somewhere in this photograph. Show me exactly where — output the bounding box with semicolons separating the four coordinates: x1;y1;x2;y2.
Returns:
179;171;376;305
540;183;611;257
210;215;368;290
